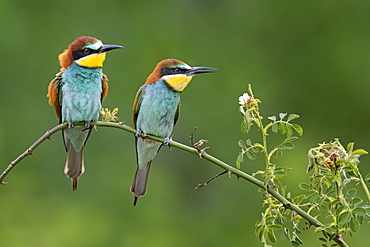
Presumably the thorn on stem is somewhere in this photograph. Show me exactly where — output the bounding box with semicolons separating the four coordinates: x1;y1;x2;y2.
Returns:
114;116;124;125
198;147;209;158
194;171;227;190
27;150;36;157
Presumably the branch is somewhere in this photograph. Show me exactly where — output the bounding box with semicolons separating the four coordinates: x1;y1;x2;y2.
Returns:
0;123;68;184
0;121;349;247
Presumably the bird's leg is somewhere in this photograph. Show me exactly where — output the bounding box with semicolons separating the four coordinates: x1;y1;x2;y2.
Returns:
82;121;93;131
135;129;149;138
67;122;74;128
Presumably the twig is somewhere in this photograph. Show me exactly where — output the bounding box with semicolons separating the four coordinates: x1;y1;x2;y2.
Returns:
0;121;349;247
0;123;67;184
194;171;227;190
189;126;209;157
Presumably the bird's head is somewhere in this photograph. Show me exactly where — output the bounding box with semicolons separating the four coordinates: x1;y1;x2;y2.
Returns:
58;36;123;69
145;59;217;92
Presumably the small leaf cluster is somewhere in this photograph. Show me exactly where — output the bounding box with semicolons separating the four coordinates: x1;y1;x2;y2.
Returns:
100;107;119;122
256;181;306;247
266;113;303;159
301;140;370;243
236;112;302;173
237;85;306;246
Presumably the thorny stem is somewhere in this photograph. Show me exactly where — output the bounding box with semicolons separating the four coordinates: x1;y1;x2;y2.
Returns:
358;172;370;202
0;123;68;184
0;121;349;247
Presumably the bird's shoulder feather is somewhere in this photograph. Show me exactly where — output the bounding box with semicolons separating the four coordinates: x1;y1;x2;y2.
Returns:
47;69;65;119
133;85;145;128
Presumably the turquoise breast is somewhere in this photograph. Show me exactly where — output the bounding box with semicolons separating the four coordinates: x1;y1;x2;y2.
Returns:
137;79;181;138
61;62;103;123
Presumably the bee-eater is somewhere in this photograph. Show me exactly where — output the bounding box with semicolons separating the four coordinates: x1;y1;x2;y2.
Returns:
131;58;216;205
47;36;123;190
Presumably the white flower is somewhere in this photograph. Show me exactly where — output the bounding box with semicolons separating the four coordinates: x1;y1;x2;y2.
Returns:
238;93;251;105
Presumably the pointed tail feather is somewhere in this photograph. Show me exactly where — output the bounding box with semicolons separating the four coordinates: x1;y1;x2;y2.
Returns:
64;144;85;191
130;162;152;206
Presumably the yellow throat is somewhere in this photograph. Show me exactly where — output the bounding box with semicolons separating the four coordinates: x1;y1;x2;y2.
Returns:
163;74;193;92
76;53;106;68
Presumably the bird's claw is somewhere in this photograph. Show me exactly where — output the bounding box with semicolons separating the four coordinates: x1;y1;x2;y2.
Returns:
163;137;171;146
135;129;142;138
84;121;91;128
67;122;74;128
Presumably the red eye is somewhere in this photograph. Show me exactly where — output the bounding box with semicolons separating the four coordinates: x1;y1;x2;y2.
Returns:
83;48;91;54
174;68;181;73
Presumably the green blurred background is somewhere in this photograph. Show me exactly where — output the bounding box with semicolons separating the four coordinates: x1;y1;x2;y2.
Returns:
1;0;370;246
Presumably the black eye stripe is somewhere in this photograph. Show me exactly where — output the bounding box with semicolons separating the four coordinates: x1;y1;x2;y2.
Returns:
162;67;188;76
72;47;99;60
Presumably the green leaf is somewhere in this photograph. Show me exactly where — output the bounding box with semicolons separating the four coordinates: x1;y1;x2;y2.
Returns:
275;172;287;179
268;116;277;121
267;230;277;243
254;143;264;149
237;153;244;162
272;123;279;133
338;211;351;225
238;140;246;148
291;241;301;247
279;122;286;134
283;227;290;240
287;114;300;122
353;207;367;216
251;146;259;153
241;121;251;133
268;224;283;230
346;188;357;198
285;136;299;142
347;142;354;154
292;232;303;244
279;113;287;120
236;158;241;169
246;150;257;160
349;217;360;232
293;194;305;204
282;142;295;150
314;227;325;235
350;197;363;206
245;139;252;146
299;183;309;191
292;124;303;136
351;149;368;156
285;124;293;137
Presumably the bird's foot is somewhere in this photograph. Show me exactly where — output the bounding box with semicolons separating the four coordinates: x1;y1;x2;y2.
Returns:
67;122;74;128
135;129;142;138
84;121;91;128
163;137;171;146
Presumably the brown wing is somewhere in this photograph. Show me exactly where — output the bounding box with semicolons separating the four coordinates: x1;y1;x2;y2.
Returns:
133;85;145;128
101;74;109;101
46;70;64;120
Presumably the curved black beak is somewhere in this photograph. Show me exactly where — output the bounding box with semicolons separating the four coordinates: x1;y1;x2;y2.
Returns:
99;44;124;53
187;66;217;76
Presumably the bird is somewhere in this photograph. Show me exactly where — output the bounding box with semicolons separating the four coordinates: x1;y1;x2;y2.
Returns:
47;36;123;190
131;58;216;205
